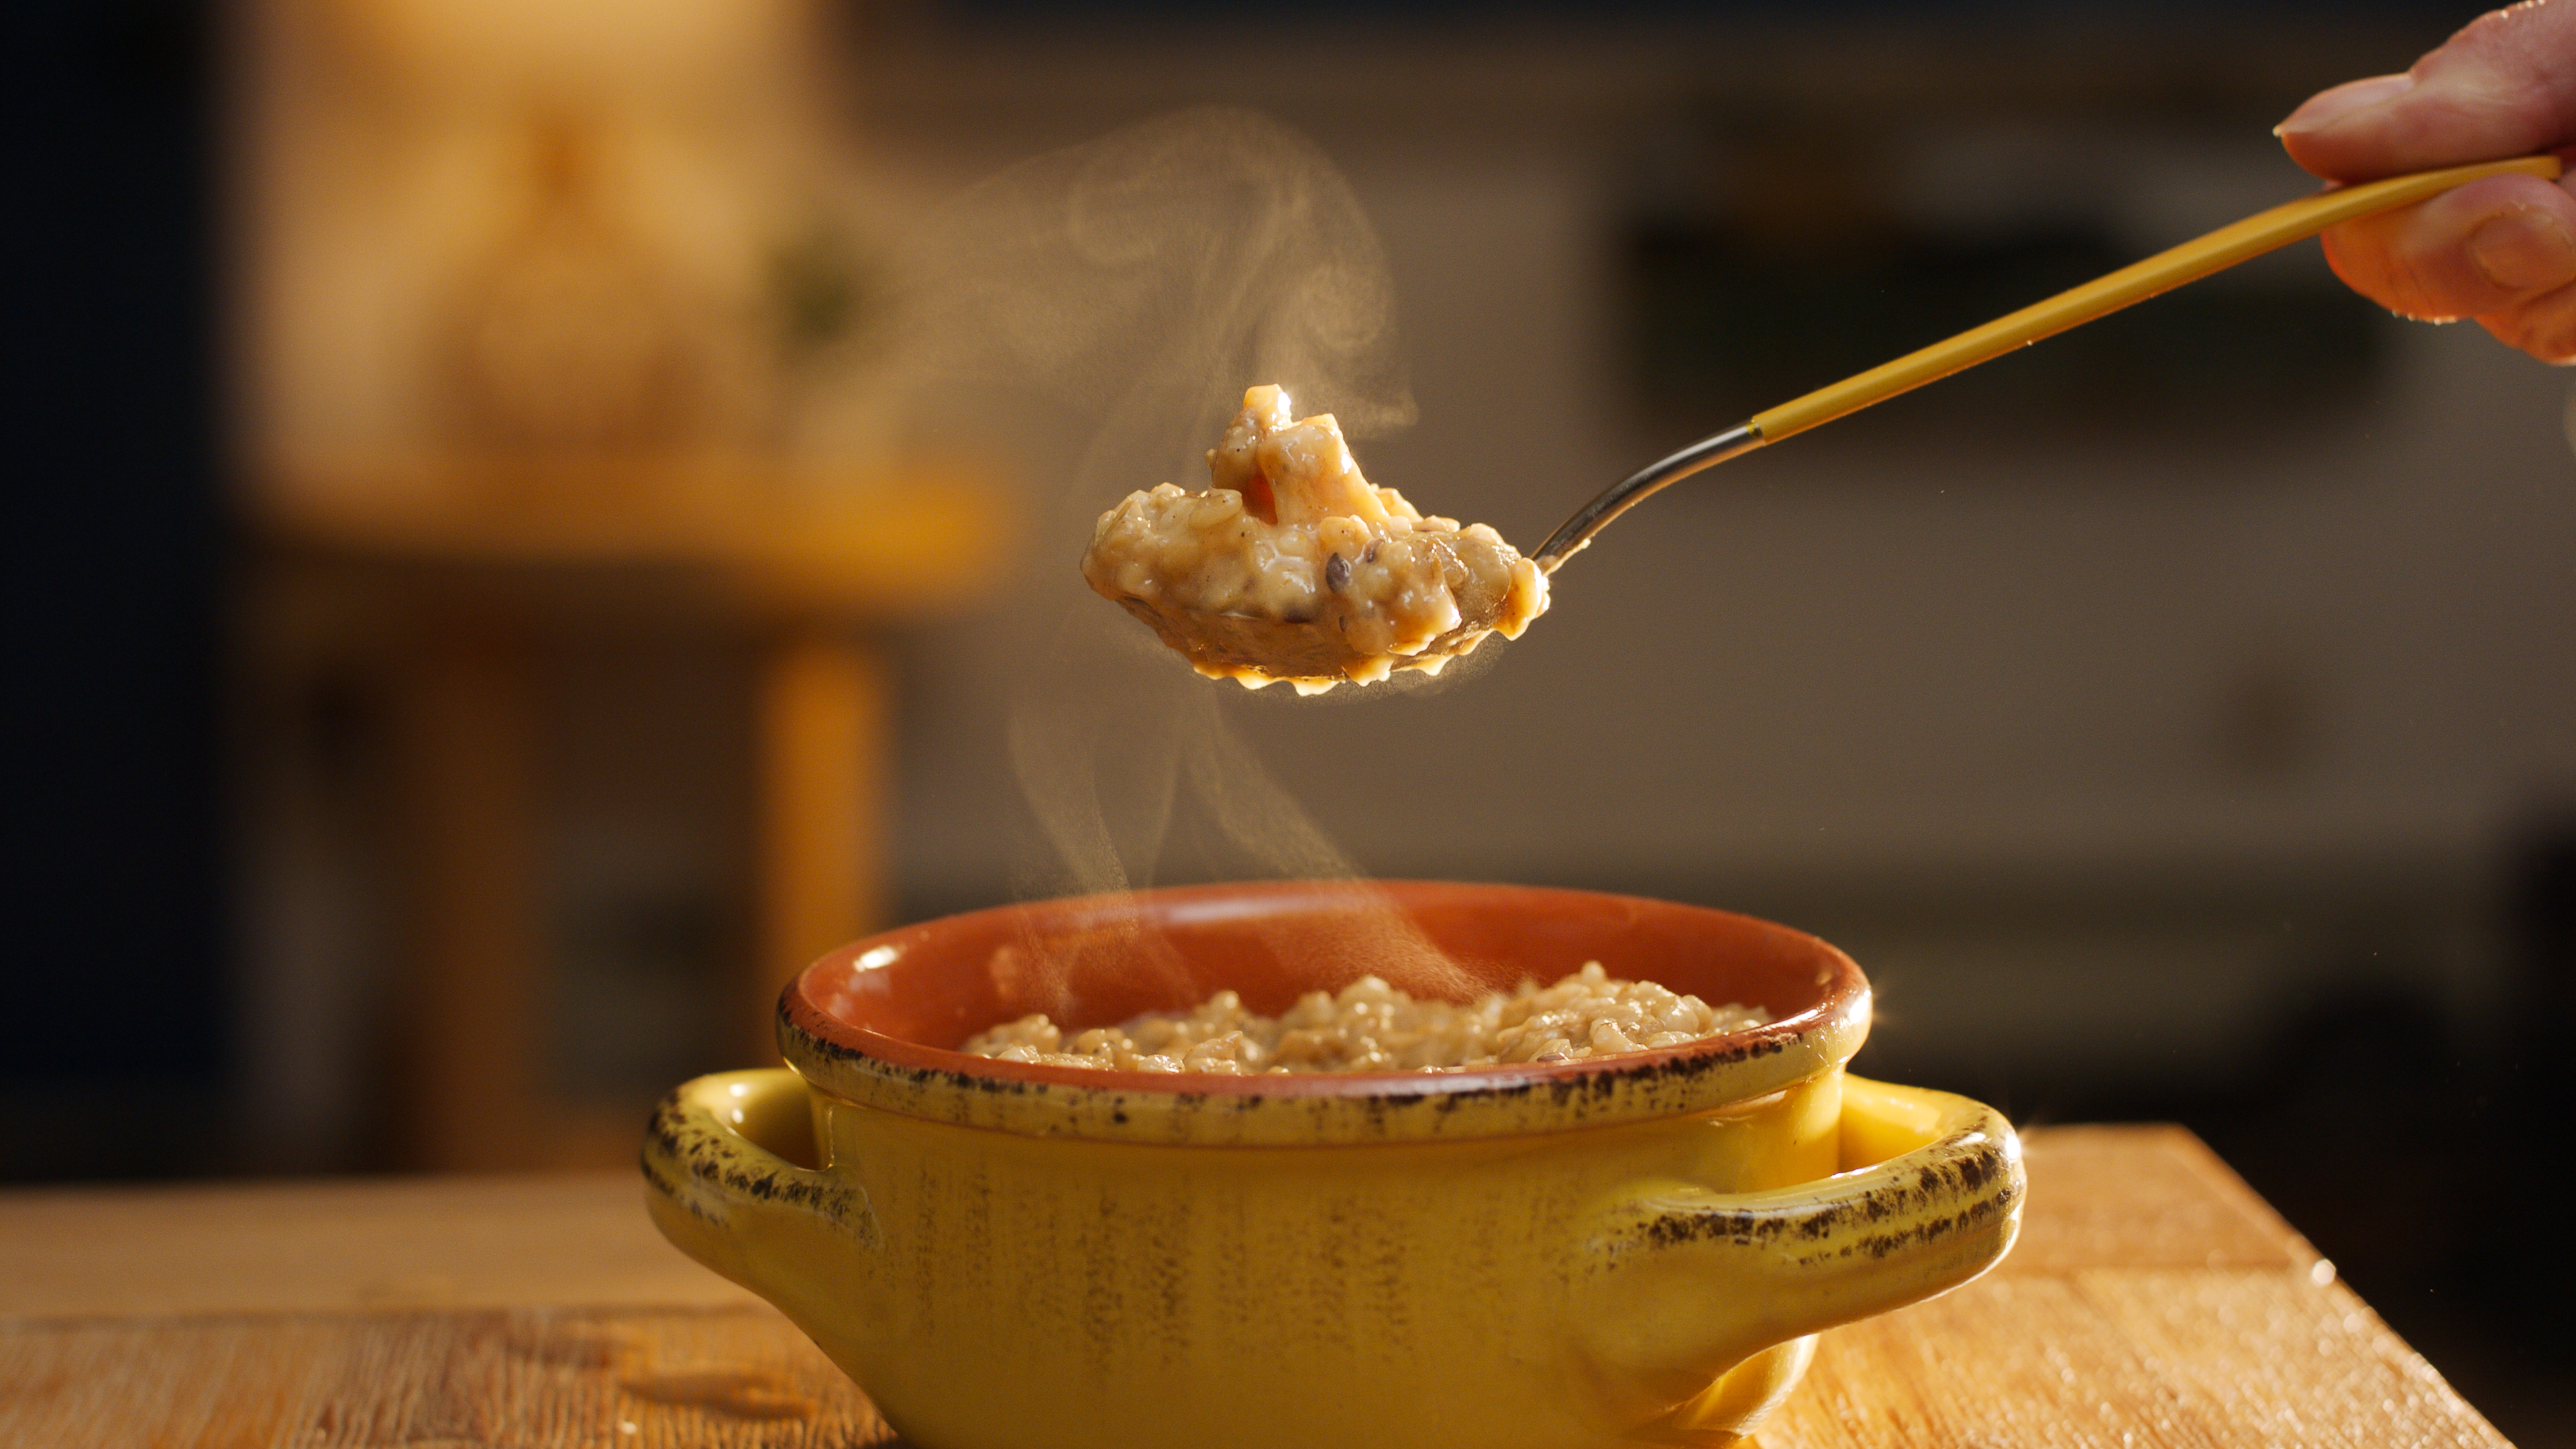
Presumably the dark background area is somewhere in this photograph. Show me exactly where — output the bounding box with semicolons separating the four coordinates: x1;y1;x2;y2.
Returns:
7;0;2573;1443
5;1;228;1165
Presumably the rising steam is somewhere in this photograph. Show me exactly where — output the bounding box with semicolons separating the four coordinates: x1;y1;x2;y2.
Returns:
892;105;1417;460
883;107;1480;1009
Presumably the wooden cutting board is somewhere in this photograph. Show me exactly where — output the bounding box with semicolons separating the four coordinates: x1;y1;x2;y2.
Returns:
0;1126;2511;1448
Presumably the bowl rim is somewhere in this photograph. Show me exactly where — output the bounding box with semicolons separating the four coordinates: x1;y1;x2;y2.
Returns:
781;879;1870;1104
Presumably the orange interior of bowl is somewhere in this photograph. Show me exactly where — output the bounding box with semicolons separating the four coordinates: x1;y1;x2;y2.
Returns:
794;881;1862;1062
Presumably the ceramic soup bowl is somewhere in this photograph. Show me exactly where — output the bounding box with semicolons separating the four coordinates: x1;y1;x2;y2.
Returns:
645;881;2022;1449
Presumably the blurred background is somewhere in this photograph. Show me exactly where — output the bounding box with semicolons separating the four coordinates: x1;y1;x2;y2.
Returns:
8;0;2573;1442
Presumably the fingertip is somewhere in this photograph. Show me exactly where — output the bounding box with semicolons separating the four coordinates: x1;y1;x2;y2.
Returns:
2279;74;2421;178
2277;73;2418;140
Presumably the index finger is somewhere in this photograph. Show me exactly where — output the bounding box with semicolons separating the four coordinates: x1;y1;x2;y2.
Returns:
2279;1;2576;182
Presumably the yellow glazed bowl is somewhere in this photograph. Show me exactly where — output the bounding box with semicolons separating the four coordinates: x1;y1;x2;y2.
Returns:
645;881;2023;1449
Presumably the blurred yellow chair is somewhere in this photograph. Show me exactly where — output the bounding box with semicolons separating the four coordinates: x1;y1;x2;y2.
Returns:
252;451;1006;1169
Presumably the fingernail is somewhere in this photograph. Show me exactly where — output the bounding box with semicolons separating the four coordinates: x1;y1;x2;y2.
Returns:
2275;73;2417;136
2469;207;2576;290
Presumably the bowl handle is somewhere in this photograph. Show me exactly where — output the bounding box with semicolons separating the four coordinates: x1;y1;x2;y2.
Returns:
1578;1076;2023;1435
642;1069;871;1309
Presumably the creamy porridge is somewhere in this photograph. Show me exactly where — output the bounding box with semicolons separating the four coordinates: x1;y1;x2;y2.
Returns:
1083;385;1549;694
961;962;1769;1074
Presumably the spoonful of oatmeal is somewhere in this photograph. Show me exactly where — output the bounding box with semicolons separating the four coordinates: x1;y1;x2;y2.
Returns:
1085;157;2561;694
1083;385;1548;694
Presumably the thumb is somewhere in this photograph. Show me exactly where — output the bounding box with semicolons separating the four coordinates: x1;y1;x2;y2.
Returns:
2278;1;2576;181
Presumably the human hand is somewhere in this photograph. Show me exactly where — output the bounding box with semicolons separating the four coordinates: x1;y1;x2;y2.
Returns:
2277;1;2576;362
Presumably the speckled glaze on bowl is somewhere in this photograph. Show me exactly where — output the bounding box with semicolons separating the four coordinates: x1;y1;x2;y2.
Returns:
645;881;2022;1449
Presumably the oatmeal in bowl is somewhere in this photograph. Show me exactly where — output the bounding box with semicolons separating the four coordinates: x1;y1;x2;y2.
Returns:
1083;385;1549;693
964;962;1770;1073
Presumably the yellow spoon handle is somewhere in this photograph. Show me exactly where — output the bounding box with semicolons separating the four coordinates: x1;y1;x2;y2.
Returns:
1749;153;2565;443
1531;153;2566;570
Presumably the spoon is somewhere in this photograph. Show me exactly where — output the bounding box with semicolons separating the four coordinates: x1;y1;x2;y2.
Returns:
1527;153;2564;570
1100;154;2562;690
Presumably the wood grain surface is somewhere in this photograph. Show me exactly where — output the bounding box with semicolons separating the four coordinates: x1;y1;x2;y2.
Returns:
0;1174;756;1318
0;1126;2513;1448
